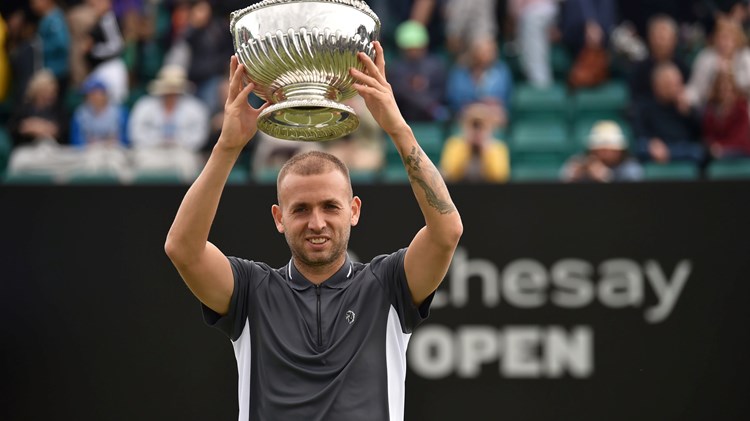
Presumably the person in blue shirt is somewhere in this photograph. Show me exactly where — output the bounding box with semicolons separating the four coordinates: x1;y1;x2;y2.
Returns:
31;0;70;91
446;36;512;118
71;78;126;147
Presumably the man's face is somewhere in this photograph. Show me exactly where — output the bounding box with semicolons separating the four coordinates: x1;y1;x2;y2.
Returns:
30;0;47;14
272;170;360;270
591;148;624;167
653;68;683;102
715;28;738;58
86;89;108;110
649;21;676;60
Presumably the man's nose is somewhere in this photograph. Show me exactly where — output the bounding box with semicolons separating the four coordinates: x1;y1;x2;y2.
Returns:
308;209;326;231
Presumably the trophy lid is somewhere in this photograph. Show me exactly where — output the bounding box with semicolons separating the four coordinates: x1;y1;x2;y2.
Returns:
230;0;380;34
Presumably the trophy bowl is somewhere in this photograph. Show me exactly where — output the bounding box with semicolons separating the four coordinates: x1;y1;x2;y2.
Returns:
230;0;381;141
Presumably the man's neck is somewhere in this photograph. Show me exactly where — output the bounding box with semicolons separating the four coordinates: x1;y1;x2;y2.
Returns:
293;255;347;285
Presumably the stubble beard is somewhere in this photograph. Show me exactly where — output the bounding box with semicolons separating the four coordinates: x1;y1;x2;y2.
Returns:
286;227;350;270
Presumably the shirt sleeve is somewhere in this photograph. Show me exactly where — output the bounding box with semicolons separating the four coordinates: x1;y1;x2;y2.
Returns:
201;256;264;341
482;141;510;183
369;249;435;334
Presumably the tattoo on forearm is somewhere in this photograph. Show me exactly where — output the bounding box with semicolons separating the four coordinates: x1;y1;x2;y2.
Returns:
404;146;455;214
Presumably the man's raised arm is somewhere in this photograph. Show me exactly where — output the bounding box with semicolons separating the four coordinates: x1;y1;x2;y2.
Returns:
164;56;268;315
350;42;463;305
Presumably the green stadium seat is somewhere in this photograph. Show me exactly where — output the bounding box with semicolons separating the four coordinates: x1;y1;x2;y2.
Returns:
380;164;409;184
126;86;148;109
551;43;573;78
706;159;750;180
66;172;122;185
511;162;562;182
3;172;57;185
254;168;280;185
226;167;249;185
511;82;568;120
0;127;11;175
349;169;379;184
0;98;11;123
500;41;523;81
573;80;629;120
509;117;572;163
386;122;444;165
643;162;699;180
132;170;185;185
64;91;84;114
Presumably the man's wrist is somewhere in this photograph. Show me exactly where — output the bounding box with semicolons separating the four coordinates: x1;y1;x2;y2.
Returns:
215;134;249;154
213;138;246;158
386;122;413;143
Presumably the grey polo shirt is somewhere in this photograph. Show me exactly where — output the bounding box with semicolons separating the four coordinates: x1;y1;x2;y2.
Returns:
202;248;433;421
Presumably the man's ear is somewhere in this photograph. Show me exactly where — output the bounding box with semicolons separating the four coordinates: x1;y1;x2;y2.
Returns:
271;204;284;233
350;196;362;226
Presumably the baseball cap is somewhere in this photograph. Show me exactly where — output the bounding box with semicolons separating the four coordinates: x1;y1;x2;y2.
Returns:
81;78;107;94
395;20;429;49
588;121;627;150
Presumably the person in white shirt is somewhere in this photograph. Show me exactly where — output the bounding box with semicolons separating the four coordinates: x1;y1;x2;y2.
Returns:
128;65;209;179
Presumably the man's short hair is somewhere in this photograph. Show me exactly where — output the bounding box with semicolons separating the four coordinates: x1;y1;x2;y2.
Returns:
276;151;352;202
652;62;680;83
648;14;678;37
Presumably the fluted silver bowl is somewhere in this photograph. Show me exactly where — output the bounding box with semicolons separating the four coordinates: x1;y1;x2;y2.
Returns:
230;0;380;141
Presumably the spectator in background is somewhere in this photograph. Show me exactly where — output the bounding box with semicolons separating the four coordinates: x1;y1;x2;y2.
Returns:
162;0;193;69
686;17;750;107
562;120;643;182
0;14;10;102
633;63;705;164
111;0;145;20
70;77;129;176
67;3;98;87
446;37;512;119
128;65;209;179
8;70;64;147
388;20;448;122
5;69;76;177
122;7;164;90
559;0;616;56
629;15;691;102
369;0;445;54
30;0;70;95
510;0;558;88
183;0;233;108
71;78;124;147
702;70;750;158
560;0;616;88
440;103;509;183
444;0;498;55
5;9;40;106
84;0;128;104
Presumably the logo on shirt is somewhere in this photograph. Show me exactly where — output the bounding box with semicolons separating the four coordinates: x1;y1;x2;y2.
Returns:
345;310;356;324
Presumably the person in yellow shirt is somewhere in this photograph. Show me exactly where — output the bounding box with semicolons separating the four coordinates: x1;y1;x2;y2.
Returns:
0;13;10;101
440;102;510;182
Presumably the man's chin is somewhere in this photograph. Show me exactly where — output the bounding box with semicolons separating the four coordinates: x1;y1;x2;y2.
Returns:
295;251;336;268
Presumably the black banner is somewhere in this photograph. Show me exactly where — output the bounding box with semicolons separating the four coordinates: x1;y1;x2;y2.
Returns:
1;183;749;420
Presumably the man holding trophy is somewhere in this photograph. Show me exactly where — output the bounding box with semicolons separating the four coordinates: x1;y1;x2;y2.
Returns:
165;1;462;419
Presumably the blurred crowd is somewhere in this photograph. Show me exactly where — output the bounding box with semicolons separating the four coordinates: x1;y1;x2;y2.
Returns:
1;0;750;184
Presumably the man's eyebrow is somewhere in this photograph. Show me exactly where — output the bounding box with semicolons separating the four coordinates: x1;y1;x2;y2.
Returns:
287;198;342;208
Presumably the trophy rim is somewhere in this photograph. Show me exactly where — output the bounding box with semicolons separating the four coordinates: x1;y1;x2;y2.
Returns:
257;98;359;142
230;0;381;35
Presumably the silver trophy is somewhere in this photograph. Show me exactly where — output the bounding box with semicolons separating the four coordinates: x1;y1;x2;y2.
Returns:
230;0;381;141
